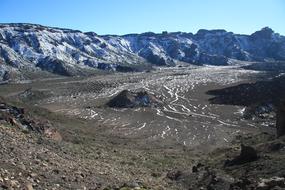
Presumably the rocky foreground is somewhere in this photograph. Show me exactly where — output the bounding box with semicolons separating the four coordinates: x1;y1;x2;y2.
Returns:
0;98;195;190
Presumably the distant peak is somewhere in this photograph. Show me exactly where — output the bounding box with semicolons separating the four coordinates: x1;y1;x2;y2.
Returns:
251;27;274;39
261;26;274;33
194;29;228;39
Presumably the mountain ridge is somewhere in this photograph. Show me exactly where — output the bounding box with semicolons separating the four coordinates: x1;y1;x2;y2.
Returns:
1;23;285;81
2;23;283;36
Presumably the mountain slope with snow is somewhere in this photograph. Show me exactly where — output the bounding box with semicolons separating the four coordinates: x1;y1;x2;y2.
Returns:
0;24;285;81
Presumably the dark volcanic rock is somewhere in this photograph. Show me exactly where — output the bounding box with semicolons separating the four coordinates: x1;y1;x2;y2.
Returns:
106;90;162;108
276;101;285;137
0;98;62;141
207;75;285;124
225;144;258;166
207;76;285;107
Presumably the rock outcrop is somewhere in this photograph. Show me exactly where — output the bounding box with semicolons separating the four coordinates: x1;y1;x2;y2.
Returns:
0;98;62;141
106;90;162;108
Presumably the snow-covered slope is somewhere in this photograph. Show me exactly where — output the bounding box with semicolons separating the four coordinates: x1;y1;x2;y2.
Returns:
0;24;285;81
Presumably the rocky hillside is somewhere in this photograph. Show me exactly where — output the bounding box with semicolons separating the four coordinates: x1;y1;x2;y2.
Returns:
0;23;285;80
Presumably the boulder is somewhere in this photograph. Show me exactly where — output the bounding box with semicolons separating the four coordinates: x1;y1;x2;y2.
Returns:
225;144;258;166
44;128;62;142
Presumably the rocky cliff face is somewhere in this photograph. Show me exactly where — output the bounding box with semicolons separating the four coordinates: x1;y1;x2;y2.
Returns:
0;24;285;80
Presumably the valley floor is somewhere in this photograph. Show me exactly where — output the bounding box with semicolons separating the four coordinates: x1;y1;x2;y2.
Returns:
0;65;284;189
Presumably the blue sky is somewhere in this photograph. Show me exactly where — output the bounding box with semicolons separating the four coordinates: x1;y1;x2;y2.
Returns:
0;0;284;35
